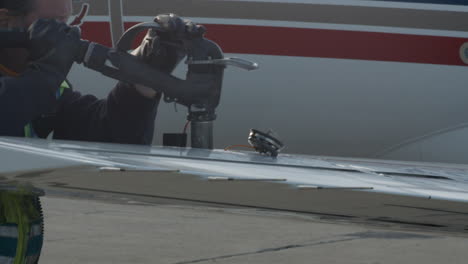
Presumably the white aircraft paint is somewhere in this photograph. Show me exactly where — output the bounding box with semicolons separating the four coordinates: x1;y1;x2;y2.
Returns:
68;51;468;162
66;2;468;163
218;0;468;12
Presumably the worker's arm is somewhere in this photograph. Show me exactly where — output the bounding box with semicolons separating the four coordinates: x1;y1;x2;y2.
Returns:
0;19;84;137
51;14;204;145
0;68;60;136
52;82;160;145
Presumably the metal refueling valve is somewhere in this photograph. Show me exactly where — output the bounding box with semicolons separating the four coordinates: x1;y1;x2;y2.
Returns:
75;22;259;149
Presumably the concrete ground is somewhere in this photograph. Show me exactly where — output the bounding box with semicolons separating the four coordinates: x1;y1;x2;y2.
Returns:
38;191;468;264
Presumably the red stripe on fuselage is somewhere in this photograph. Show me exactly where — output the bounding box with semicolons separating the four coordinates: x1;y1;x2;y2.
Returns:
206;24;467;66
80;21;468;66
80;22;113;47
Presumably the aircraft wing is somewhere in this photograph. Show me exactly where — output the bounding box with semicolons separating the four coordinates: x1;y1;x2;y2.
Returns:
1;137;468;233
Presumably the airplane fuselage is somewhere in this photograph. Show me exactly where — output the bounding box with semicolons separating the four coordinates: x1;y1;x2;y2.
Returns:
69;0;468;163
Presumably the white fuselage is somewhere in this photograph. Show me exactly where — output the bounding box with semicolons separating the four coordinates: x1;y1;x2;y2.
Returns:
69;0;468;163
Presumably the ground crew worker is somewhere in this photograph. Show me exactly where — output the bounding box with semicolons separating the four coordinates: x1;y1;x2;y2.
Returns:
0;0;203;263
0;0;200;143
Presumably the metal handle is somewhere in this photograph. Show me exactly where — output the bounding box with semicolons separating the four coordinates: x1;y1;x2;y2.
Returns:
186;57;259;71
116;22;166;51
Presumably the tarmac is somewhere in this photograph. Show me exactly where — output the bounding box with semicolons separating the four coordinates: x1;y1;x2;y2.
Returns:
39;191;468;264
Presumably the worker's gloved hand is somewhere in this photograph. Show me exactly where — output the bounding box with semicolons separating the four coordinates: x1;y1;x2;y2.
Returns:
132;29;184;74
27;19;82;78
133;14;205;73
154;13;206;41
130;14;205;98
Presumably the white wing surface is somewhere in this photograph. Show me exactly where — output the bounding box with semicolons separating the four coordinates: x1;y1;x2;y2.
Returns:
1;137;468;233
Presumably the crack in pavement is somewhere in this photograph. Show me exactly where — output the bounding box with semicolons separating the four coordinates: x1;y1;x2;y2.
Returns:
171;230;435;264
171;237;358;264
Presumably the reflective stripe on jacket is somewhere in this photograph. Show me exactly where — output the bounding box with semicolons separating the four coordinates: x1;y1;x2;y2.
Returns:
0;191;44;264
24;80;70;138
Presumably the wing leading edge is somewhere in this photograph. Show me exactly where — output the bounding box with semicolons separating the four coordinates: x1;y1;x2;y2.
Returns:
1;137;468;233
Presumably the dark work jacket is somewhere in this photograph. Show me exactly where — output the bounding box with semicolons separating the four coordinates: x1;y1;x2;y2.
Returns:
0;65;160;145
